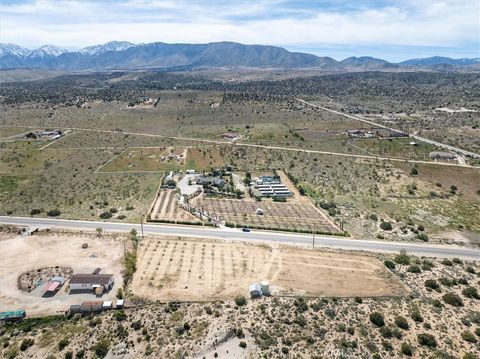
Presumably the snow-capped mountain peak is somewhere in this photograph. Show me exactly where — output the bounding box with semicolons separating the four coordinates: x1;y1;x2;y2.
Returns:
27;45;68;58
0;43;31;57
80;41;135;55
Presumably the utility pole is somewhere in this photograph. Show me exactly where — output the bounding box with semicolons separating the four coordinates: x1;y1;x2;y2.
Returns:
312;223;316;248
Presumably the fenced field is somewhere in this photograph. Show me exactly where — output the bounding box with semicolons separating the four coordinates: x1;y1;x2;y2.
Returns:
194;197;340;233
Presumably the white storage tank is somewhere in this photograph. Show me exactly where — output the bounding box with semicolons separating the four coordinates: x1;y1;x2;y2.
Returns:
261;280;270;295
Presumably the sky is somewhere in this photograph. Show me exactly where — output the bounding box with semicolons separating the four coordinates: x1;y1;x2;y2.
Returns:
0;0;479;61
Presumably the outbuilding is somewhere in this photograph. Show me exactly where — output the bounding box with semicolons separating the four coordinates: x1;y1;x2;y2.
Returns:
116;299;125;308
69;274;114;292
249;283;262;298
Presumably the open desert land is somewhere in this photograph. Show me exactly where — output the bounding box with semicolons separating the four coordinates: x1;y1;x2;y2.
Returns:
1;113;479;243
0;232;124;317
131;237;406;302
1;229;479;359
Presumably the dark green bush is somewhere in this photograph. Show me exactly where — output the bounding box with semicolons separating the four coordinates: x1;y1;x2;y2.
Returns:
410;309;423;323
394;250;410;265
417;333;437;348
401;342;414;356
235;295;246;306
92;339;110;358
407;265;421;273
462;286;480;299
424;279;440;291
417;233;429;242
58;338;69;351
384;260;395;270
380;221;393;231
370;312;385;327
443;292;464;307
461;331;477;343
47;208;61;217
395;316;409;330
99;211;113;219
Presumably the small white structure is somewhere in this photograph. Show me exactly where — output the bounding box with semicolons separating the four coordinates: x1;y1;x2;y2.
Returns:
255;208;264;215
165;171;174;181
186;169;196;174
116;299;124;308
102;301;113;310
249;283;262;298
260;281;270;296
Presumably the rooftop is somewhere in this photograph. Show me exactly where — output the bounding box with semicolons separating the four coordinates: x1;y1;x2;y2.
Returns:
69;274;113;285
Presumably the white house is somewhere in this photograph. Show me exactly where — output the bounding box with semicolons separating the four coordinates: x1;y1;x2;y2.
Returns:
69;274;114;292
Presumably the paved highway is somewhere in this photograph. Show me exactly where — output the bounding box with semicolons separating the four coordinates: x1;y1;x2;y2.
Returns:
1;216;480;260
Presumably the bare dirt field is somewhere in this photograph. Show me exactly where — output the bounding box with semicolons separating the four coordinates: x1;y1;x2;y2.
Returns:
131;238;408;301
0;232;124;316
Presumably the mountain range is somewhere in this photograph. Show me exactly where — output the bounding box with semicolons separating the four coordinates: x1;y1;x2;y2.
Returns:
1;41;479;71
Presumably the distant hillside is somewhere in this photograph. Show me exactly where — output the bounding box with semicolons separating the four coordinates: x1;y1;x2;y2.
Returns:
340;56;397;69
0;41;478;71
400;56;480;66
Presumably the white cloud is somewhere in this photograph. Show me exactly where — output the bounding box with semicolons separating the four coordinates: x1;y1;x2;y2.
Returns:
0;0;478;58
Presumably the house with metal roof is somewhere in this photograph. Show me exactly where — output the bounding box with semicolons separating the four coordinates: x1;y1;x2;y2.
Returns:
69;274;114;292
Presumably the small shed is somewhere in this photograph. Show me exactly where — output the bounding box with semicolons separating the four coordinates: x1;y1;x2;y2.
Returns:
261;281;270;296
102;301;113;310
249;283;262;298
116;299;124;308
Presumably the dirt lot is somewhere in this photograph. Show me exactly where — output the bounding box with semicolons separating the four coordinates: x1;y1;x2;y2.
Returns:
132;238;408;301
0;232;124;316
